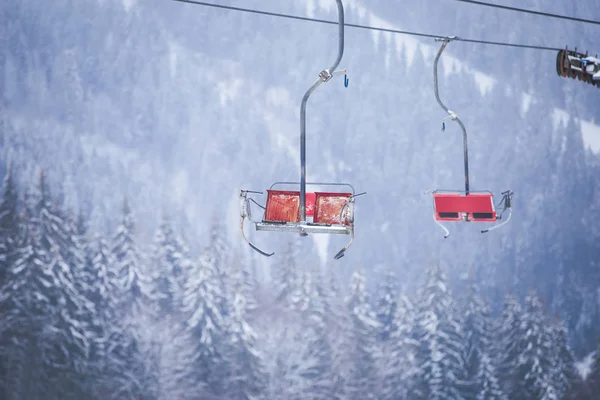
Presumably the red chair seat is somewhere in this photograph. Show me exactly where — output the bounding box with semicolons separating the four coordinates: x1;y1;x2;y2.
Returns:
314;192;352;225
264;190;316;222
264;190;351;225
433;193;496;222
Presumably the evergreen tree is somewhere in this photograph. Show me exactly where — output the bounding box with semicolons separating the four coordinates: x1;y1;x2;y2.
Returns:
0;172;93;399
111;197;151;320
290;264;333;399
412;262;465;400
0;163;19;398
375;267;399;343
496;292;524;398
85;233;119;397
223;250;258;318
517;290;558;399
461;283;506;400
223;277;266;400
0;202;51;399
0;163;18;287
272;238;300;309
180;253;227;397
547;318;578;398
325;269;353;400
585;344;600;395
32;172;93;398
151;214;191;315
343;268;380;399
384;294;419;400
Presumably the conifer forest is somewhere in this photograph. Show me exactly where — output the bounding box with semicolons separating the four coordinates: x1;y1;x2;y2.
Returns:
2;0;600;399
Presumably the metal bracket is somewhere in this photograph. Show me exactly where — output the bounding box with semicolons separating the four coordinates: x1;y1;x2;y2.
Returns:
435;35;460;43
319;69;334;82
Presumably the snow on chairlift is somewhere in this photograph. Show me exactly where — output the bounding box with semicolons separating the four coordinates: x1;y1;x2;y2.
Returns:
556;47;600;88
428;37;513;239
239;0;365;260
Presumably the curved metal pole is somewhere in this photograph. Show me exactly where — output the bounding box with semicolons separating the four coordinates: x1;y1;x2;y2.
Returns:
329;0;345;73
434;39;470;195
300;0;345;222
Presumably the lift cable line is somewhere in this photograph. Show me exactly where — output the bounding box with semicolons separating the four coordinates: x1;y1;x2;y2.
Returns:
172;0;562;52
453;0;600;26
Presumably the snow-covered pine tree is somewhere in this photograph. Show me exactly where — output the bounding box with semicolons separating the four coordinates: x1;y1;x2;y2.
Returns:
460;283;506;400
547;317;578;398
206;216;229;290
0;211;53;399
295;263;334;399
0;163;19;398
376;268;414;399
412;261;465;400
375;267;399;343
0;172;94;399
32;171;93;398
382;291;419;400
151;214;191;315
326;268;352;400
111;196;152;321
343;268;380;400
258;260;331;400
272;238;300;309
584;344;600;396
374;267;404;400
180;250;227;397
517;290;558;399
222;249;258;319
0;162;18;288
100;325;151;400
262;264;335;399
85;233;120;397
496;292;524;398
222;275;266;400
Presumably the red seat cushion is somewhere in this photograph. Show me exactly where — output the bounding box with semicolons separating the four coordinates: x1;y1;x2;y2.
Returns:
314;192;352;225
433;193;496;222
264;190;316;222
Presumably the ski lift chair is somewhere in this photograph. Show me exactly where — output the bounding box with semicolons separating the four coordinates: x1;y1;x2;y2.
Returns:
428;38;513;238
240;0;365;259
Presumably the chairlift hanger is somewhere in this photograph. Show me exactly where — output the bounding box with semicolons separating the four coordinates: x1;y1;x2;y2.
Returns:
427;37;513;239
240;0;364;260
556;47;600;88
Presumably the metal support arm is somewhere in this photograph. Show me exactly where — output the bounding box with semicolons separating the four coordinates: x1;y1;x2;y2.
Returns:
434;38;470;195
300;0;345;222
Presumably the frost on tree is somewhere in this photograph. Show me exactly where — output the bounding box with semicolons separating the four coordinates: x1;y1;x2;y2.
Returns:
517;290;559;399
496;293;523;398
111;197;152;319
343;269;380;400
223;282;266;400
413;262;465;400
272;238;300;309
151;215;192;315
0;171;92;399
0;163;19;288
461;283;506;400
180;248;227;397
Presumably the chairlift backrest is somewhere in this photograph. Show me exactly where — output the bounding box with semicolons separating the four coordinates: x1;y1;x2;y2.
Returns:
264;190;316;223
314;192;352;225
433;192;496;222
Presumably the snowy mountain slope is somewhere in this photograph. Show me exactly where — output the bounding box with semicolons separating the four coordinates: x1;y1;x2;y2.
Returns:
315;0;600;155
